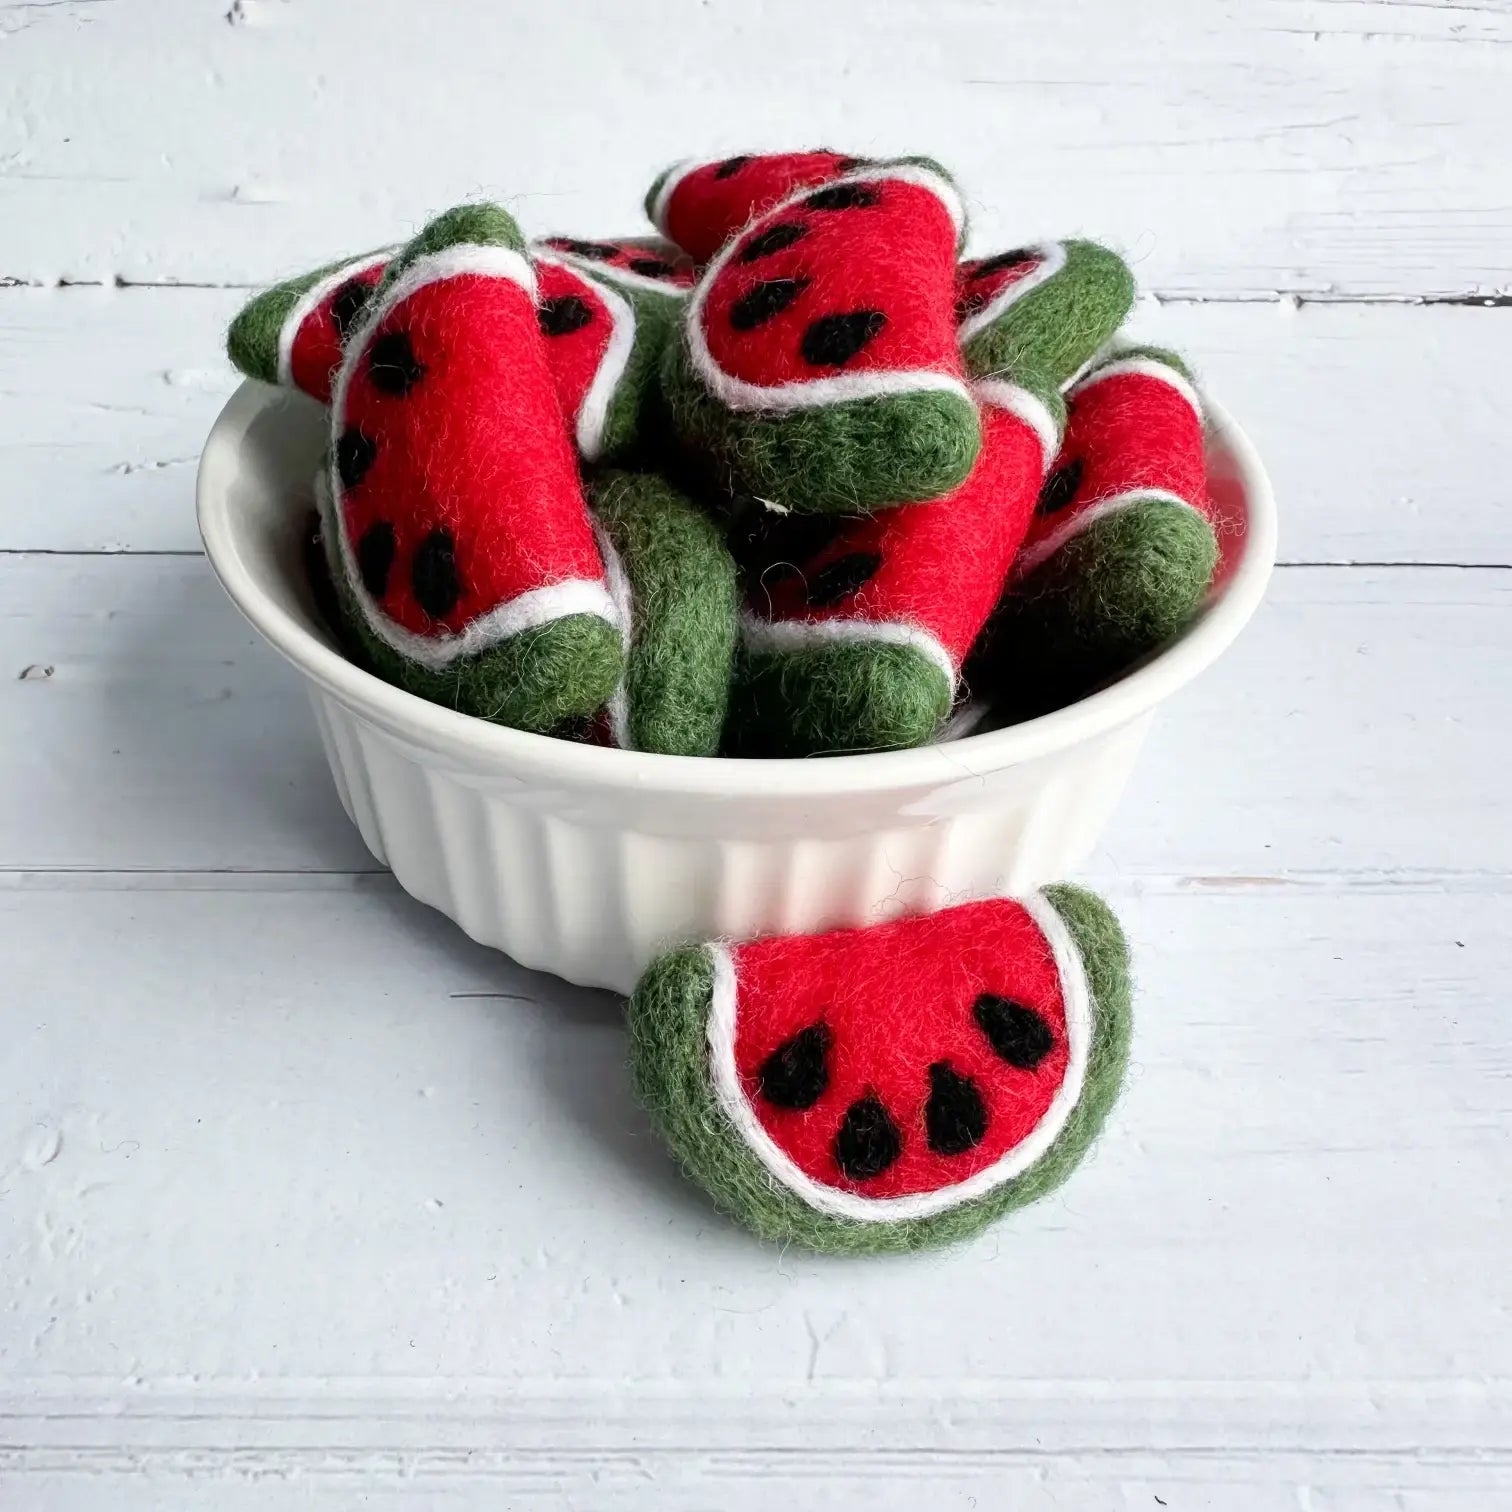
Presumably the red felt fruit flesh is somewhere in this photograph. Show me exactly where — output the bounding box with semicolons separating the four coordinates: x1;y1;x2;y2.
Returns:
532;254;636;460
1018;355;1208;575
716;895;1086;1204
749;389;1056;666
954;244;1059;327
693;165;965;394
650;149;860;263
539;236;695;293
283;254;389;403
332;253;604;640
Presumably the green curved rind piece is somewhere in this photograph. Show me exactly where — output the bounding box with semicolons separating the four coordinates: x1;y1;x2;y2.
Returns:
972;497;1219;723
963;239;1135;389
379;202;526;294
226;252;367;385
626;885;1132;1256
662;336;982;515
727;639;952;757
320;526;622;732
595;290;681;464
590;470;739;756
1094;343;1195;385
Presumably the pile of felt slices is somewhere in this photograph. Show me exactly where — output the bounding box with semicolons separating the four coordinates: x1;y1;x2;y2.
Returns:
225;150;1220;1254
228;149;1220;760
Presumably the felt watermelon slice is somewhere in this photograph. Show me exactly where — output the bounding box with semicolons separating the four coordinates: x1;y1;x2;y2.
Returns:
227;249;391;403
645;149;861;264
531;253;647;463
538;236;695;297
956;239;1134;390
664;160;980;515
628;884;1132;1254
321;203;623;731
973;346;1218;720
728;378;1062;755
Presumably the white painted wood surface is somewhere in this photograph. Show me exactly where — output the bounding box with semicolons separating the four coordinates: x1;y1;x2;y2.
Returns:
2;2;1508;1506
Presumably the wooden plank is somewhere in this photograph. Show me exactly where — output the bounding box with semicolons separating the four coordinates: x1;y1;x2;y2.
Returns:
0;555;1505;880
1;883;1507;1503
2;1;1511;296
2;286;1509;564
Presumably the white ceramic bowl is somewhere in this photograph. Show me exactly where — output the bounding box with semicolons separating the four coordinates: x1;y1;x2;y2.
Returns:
197;381;1276;993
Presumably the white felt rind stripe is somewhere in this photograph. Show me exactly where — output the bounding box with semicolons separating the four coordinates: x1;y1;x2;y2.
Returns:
740;611;958;693
683;162;972;415
1014;489;1207;579
703;890;1094;1225
275;250;391;391
535;254;639;464
595;524;635;750
972;378;1063;470
323;245;616;668
646;158;697;238
1071;355;1204;423
956;240;1068;347
340;243;538;363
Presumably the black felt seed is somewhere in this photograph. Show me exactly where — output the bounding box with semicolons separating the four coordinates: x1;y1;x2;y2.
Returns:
330;278;373;342
971;248;1038;281
739;221;808;263
355;520;396;599
1037;457;1085;516
832;156;869;174
538;294;595;338
805;550;882;608
756;1023;832;1111
552;238;620;262
834;1096;903;1182
336;428;376;489
411;528;461;620
629;257;676;279
730;276;810;331
713;154;752;180
800;309;886;367
367;330;424;396
974;994;1055;1070
805;182;881;212
925;1062;989;1156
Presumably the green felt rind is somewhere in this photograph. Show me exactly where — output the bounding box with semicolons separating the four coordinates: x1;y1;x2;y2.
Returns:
1097;343;1194;384
320;526;623;732
226;253;371;386
963;239;1135;390
626;883;1132;1256
590;470;739;756
972;497;1218;723
726;638;953;757
596;292;681;465
662;336;982;514
380;202;526;292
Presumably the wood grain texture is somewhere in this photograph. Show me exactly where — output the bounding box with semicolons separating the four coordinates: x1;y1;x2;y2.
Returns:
3;1;1509;1503
2;556;1504;879
1;1;1511;296
4;287;1509;563
1;883;1507;1504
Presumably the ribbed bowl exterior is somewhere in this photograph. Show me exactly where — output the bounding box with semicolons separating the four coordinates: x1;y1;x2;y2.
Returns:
199;382;1275;997
308;685;1153;993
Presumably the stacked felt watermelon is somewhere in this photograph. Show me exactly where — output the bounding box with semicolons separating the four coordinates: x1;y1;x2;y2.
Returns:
227;147;1220;759
220;149;1231;1251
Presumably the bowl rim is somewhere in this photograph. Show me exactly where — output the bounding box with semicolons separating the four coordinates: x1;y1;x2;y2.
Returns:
197;379;1276;797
